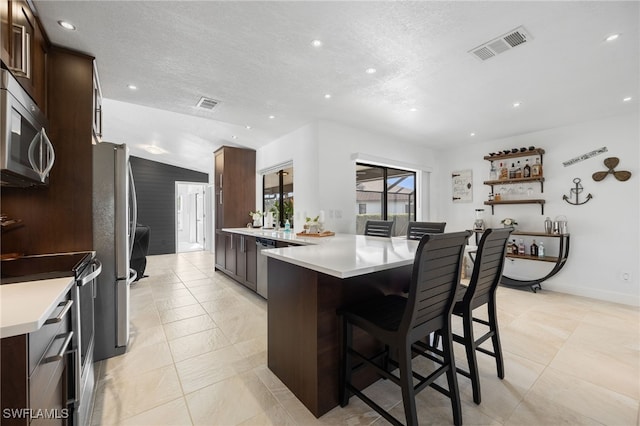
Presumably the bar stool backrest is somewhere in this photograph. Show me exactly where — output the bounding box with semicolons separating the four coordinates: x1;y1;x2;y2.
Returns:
402;230;472;340
406;221;447;240
364;220;394;237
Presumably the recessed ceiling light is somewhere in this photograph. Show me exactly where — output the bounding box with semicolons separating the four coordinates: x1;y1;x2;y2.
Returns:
512;102;521;108
245;125;252;129
470;132;476;137
605;34;620;42
311;40;323;48
58;20;76;31
365;68;377;74
269;115;275;119
127;84;137;90
324;94;332;99
623;96;632;102
142;145;168;155
231;135;238;140
409;108;417;112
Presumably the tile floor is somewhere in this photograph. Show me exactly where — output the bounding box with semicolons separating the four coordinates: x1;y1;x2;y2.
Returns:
91;251;640;425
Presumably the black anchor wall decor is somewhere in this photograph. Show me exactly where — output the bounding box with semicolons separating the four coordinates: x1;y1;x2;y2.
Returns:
592;157;632;182
563;178;592;206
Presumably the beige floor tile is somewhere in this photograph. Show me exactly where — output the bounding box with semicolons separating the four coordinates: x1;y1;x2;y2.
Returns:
118;397;193;426
151;288;194;301
127;324;167;351
91;365;183;425
130;309;163;330
215;310;268;344
185;372;279;426
237;403;297;426
163;314;217;341
175;345;243;393
169;328;232;362
101;341;174;381
159;304;207;324
505;391;604;425
154;295;199;312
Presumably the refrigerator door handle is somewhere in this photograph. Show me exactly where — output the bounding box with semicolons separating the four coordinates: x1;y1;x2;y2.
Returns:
128;163;138;257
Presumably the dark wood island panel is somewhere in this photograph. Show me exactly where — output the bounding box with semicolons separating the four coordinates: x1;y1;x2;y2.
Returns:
267;258;411;417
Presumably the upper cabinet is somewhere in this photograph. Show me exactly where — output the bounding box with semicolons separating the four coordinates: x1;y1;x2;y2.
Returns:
0;0;48;109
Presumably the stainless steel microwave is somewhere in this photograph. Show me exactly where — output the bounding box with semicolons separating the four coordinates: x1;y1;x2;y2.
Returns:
0;69;55;187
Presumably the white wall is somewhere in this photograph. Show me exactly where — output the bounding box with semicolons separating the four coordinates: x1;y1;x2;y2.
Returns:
257;120;441;233
437;113;639;306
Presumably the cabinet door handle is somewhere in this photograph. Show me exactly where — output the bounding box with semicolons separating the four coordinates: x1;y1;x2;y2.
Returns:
219;190;223;205
219;174;223;188
230;234;233;250
43;332;74;363
44;299;73;325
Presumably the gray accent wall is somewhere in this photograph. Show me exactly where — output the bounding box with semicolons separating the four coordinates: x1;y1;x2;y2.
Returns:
130;156;209;255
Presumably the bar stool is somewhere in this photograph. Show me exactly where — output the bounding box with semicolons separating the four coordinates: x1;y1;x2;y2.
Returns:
364;220;394;237
338;230;472;426
406;221;446;240
452;227;513;404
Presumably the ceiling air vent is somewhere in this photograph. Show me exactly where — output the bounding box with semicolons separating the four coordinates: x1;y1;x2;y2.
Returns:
196;97;220;110
469;26;532;61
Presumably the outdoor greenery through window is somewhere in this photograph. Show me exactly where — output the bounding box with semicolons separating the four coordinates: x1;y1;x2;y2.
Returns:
263;167;293;228
355;163;416;236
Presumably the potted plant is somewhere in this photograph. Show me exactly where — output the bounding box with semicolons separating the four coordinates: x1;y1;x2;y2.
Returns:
249;210;264;228
501;217;518;228
305;215;320;234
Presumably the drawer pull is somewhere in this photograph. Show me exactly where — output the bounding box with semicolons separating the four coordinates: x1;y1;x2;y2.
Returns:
44;299;73;325
43;332;73;363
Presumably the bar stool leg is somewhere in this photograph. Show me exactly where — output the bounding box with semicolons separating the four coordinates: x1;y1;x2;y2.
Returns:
488;300;504;379
399;343;418;426
463;308;481;405
443;330;463;426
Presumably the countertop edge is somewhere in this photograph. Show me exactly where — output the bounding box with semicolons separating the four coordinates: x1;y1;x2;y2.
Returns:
0;277;75;338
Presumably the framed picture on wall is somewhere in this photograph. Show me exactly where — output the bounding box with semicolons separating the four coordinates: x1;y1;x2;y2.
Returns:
452;169;473;202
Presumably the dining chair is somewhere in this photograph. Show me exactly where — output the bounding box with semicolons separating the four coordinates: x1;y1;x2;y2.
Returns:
364;220;394;237
338;230;472;426
451;227;513;404
406;221;446;240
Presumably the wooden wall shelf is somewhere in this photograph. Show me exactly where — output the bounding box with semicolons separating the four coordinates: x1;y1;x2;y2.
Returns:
484;148;545;161
484;199;545;215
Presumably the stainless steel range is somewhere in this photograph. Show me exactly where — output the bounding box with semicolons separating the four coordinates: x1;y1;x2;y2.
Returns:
1;251;102;426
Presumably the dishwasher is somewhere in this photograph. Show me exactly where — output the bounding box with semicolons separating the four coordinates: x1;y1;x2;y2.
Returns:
256;237;276;299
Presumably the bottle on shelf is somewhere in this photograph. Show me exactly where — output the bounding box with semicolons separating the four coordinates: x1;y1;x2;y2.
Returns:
284;219;291;232
531;157;543;177
506;241;513;255
518;239;525;255
523;159;531;178
544;217;553;234
499;162;508;180
510;239;518;254
530;240;539;256
515;161;523;179
509;163;516;179
538;241;545;258
489;161;497;180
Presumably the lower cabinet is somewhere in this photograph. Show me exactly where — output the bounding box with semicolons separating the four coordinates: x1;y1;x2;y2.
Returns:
1;290;74;426
215;232;257;292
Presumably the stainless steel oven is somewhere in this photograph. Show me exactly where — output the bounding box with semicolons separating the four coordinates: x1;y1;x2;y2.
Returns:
0;68;55;187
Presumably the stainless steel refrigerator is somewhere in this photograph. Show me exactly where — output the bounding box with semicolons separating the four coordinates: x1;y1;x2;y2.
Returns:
93;141;138;360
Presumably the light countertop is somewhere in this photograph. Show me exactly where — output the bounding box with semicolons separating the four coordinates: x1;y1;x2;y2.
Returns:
0;277;75;338
222;227;329;245
262;234;421;278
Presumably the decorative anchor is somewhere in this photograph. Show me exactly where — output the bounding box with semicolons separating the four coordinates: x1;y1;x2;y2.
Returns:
563;178;592;206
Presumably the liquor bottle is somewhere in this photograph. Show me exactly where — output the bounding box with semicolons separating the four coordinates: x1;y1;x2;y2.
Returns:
538;241;545;258
511;239;518;254
499;162;508;180
506;240;513;255
531;158;543;177
523;159;531;178
515;161;523;179
489;161;497;180
518;239;525;255
530;240;538;256
509;163;516;179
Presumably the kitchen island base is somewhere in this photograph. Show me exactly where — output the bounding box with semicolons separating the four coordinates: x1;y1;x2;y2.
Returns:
267;257;411;417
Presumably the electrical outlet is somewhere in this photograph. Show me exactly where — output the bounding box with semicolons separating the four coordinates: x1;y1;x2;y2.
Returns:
620;271;631;282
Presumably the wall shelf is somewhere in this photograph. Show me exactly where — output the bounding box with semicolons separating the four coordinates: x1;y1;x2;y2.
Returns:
484;199;545;215
484;148;545;161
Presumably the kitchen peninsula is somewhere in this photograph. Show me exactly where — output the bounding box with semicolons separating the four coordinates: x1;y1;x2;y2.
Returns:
263;233;420;417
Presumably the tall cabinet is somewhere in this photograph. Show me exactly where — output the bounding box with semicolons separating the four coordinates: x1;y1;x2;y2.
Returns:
214;147;257;290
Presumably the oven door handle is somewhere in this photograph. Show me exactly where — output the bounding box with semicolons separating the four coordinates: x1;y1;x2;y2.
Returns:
79;259;102;287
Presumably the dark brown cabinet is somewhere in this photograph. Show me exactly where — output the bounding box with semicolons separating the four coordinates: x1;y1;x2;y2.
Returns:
1;290;73;426
1;0;48;110
216;231;257;292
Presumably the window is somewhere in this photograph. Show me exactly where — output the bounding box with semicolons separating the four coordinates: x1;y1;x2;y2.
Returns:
355;163;416;236
263;167;293;227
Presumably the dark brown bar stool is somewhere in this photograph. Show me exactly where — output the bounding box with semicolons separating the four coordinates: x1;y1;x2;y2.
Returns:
406;221;446;240
364;220;394;237
452;227;513;404
338;230;472;426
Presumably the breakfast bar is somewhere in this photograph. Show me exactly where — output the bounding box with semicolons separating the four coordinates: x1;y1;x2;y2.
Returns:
263;234;420;417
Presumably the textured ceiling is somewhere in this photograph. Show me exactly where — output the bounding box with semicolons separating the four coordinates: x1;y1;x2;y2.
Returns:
33;1;639;173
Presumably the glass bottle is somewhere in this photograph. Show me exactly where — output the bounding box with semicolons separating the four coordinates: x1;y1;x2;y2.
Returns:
531;157;542;177
538;241;545;258
523;159;531;178
518;239;525;255
530;240;538;256
284;219;291;232
515;161;523;179
544;217;553;234
499;162;508;180
509;163;516;179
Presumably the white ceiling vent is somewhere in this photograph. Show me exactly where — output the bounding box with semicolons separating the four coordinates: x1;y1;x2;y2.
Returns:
196;97;220;110
469;26;532;61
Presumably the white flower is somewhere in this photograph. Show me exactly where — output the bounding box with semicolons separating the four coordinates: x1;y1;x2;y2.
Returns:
501;218;518;226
